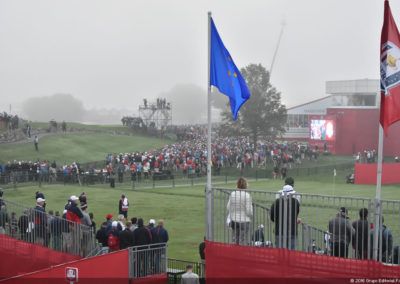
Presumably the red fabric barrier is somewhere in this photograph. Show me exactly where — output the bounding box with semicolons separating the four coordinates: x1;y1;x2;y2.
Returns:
4;248;166;284
355;163;400;184
205;241;400;284
0;234;80;280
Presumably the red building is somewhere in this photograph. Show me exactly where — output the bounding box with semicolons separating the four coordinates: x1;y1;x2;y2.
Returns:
309;107;400;155
284;79;400;155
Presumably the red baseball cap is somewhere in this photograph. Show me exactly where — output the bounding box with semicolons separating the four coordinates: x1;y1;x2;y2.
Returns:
106;214;114;220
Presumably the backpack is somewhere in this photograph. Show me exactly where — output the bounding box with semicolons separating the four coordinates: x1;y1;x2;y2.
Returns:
107;233;120;251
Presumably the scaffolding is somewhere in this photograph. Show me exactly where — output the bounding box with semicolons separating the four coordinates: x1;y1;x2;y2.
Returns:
138;98;172;130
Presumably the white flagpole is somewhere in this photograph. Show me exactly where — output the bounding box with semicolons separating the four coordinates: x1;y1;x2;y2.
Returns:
373;124;384;261
206;11;213;242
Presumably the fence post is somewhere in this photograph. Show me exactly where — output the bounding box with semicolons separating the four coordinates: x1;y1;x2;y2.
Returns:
256;170;258;181
172;178;175;187
39;173;42;188
13;174;17;190
132;180;135;190
153;179;155;188
191;176;194;186
225;174;228;184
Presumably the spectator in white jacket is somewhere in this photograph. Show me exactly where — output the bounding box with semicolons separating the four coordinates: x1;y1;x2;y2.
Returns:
227;177;253;246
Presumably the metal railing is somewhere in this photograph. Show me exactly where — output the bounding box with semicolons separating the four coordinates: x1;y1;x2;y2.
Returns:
167;258;205;282
211;187;400;264
0;161;354;190
128;243;168;279
301;222;332;255
0;199;96;257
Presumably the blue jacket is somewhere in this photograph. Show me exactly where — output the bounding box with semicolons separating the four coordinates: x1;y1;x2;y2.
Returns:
50;217;60;235
68;203;83;218
151;226;169;244
34;205;47;226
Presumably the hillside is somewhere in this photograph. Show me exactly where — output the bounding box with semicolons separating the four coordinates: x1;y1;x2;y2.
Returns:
0;133;171;164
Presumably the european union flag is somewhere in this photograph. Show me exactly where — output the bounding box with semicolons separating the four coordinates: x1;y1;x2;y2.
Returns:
210;18;250;120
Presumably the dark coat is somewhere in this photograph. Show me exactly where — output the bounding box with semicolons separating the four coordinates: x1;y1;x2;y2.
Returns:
352;218;369;254
270;196;300;236
199;242;205;260
328;214;354;245
253;229;265;242
96;227;108;247
18;215;29;234
133;226;151;246
68;203;83;219
119;229;135;249
151;226;169;244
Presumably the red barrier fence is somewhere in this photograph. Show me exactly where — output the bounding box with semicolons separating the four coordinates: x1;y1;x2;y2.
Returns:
0;234;81;280
3;248;166;284
355;163;400;184
205;241;400;284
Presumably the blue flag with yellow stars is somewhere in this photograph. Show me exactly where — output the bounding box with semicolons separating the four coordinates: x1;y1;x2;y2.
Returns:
210;18;250;120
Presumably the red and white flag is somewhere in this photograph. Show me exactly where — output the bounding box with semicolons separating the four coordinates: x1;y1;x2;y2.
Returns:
380;0;400;135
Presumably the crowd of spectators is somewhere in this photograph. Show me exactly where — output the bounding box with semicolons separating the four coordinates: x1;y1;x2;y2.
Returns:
0;112;19;131
226;176;397;263
99;136;321;186
1;132;325;187
0;160;84;184
0;189;169;258
355;150;376;163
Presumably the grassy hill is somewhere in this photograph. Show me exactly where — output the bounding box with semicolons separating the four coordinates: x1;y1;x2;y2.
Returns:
29;122;133;134
0;133;171;164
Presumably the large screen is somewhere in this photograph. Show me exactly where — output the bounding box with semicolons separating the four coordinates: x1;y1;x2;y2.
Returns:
310;120;334;140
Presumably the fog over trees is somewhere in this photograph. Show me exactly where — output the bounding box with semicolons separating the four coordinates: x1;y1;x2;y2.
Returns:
22;94;85;122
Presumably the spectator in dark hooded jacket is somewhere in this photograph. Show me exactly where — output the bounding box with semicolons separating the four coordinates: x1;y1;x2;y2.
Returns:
133;218;151;246
119;221;135;249
352;208;369;259
96;222;109;247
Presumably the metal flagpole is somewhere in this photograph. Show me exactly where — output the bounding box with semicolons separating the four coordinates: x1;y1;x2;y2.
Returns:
205;11;213;242
373;125;384;261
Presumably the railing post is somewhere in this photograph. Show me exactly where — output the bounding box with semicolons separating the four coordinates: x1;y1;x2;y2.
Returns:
128;247;133;280
283;196;288;249
205;186;214;241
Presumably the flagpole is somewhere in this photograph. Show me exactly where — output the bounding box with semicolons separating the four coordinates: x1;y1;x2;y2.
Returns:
373;124;384;261
206;11;213;242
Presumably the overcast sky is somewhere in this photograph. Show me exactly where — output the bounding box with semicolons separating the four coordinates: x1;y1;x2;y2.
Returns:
0;0;394;115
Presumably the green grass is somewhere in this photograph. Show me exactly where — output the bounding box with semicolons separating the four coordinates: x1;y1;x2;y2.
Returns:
1;135;399;260
2;174;399;261
0;133;170;164
2;184;205;261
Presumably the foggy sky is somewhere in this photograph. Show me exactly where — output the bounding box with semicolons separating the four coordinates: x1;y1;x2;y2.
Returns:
0;0;392;119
